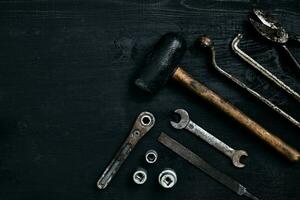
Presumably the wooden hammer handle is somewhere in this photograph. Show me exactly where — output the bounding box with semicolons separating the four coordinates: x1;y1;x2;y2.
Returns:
173;67;300;162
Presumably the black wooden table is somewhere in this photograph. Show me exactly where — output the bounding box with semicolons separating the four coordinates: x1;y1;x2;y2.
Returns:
0;1;299;200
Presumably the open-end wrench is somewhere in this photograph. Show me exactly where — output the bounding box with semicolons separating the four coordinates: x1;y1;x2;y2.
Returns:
97;112;155;189
170;109;247;168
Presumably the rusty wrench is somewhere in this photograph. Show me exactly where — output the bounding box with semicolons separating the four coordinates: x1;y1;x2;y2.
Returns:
97;112;155;189
171;109;248;168
198;36;300;129
232;33;300;102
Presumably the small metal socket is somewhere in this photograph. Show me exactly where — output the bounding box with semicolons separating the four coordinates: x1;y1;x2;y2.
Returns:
145;149;158;164
133;168;147;185
158;169;177;188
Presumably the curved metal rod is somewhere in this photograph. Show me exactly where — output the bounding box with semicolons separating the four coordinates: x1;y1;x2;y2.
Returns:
199;36;300;129
231;33;300;103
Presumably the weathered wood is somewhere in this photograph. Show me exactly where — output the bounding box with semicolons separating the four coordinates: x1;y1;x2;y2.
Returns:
0;1;299;200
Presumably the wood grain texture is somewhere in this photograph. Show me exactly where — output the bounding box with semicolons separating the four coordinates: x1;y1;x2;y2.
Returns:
0;0;299;200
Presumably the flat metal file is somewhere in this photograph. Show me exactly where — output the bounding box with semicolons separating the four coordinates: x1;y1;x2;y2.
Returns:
158;132;260;200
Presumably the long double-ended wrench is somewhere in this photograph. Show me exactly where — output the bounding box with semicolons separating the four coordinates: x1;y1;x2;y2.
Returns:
232;33;300;102
198;36;300;129
171;109;248;168
97;112;155;189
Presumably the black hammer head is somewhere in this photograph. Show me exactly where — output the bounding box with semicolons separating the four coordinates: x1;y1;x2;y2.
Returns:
134;32;187;94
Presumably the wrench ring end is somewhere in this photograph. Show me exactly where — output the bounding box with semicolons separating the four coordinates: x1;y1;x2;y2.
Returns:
139;112;155;127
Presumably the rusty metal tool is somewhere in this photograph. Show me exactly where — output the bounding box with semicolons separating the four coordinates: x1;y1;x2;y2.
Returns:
97;112;155;189
232;33;300;102
158;133;260;200
171;109;248;168
249;8;300;72
198;35;300;129
134;32;300;161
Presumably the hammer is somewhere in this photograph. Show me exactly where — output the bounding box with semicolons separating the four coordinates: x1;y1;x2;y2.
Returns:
134;33;300;162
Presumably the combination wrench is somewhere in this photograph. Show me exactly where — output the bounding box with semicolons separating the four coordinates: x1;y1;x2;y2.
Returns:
97;111;155;189
171;109;248;168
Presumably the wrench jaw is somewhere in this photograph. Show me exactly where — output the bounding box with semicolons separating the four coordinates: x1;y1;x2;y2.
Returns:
231;150;248;168
170;109;190;129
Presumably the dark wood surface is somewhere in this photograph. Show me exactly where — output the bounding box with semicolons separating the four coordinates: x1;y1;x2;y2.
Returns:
0;1;299;199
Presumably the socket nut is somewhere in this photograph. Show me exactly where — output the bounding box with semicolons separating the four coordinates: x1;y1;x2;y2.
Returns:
145;149;158;164
133;168;147;185
158;169;177;188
